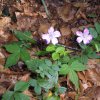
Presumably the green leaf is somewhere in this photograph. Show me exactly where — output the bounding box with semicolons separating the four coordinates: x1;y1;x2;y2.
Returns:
80;55;88;64
5;52;20;68
20;47;30;62
56;47;65;54
71;61;87;71
26;59;44;71
58;87;67;94
34;85;41;95
45;96;60;100
89;28;98;38
14;93;30;100
2;91;14;100
52;52;59;60
4;43;20;53
87;13;97;18
95;43;100;52
59;56;70;64
46;45;56;52
37;79;53;89
79;43;87;49
14;81;29;92
88;52;100;59
69;70;79;89
14;30;35;43
59;64;70;75
36;51;48;56
45;59;52;66
95;22;100;34
28;79;37;87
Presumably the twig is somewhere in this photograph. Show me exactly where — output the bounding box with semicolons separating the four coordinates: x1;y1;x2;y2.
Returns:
0;70;30;75
41;0;50;17
58;44;81;51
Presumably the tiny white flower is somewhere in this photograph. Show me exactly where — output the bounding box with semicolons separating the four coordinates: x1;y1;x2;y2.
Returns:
76;28;93;44
42;27;61;45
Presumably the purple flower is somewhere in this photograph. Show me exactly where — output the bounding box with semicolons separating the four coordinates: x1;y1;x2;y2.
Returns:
76;28;93;44
42;27;61;45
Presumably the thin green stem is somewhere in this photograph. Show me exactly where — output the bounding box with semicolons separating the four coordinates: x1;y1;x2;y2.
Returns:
41;0;50;17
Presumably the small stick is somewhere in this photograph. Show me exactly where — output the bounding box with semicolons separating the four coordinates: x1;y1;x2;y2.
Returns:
58;44;81;51
0;70;29;75
41;0;50;17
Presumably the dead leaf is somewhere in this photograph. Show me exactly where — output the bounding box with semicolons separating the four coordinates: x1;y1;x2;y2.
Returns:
19;73;30;82
85;68;100;86
57;3;76;22
16;14;37;31
95;86;100;100
38;23;50;34
0;17;11;29
60;26;72;37
0;51;5;65
0;86;6;95
23;90;33;97
73;2;89;8
67;91;76;99
78;96;91;100
87;59;100;69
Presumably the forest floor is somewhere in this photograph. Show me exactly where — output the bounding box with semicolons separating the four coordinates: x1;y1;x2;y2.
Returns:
0;0;100;100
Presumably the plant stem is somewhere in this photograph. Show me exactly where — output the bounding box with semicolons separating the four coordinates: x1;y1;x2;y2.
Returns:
58;44;80;51
41;0;50;17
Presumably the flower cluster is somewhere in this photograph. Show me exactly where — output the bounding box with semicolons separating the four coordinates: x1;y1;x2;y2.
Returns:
42;27;93;45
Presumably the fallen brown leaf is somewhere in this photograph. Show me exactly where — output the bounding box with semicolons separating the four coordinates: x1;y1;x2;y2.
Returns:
0;17;11;29
57;3;76;22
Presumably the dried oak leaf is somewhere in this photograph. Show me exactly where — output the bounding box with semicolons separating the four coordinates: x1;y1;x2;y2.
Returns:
0;86;6;95
87;59;100;69
23;90;33;97
57;3;77;22
73;2;89;8
0;17;11;29
16;13;38;31
95;86;100;100
77;72;92;92
0;29;15;45
19;73;30;82
67;91;76;100
38;22;50;34
59;25;72;45
0;51;5;65
85;68;100;86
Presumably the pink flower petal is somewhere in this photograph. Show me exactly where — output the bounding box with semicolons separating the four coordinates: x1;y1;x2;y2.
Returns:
83;38;90;44
42;34;50;44
83;28;89;35
42;34;49;39
87;35;93;41
54;31;61;37
51;38;58;45
46;39;50;44
76;37;83;43
48;27;54;34
76;31;83;37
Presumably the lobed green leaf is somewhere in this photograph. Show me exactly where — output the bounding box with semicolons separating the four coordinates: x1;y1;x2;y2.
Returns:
69;70;79;89
59;64;70;75
14;30;35;43
89;28;98;38
5;52;20;68
2;91;14;100
95;22;100;34
14;81;29;92
71;61;87;71
14;93;30;100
